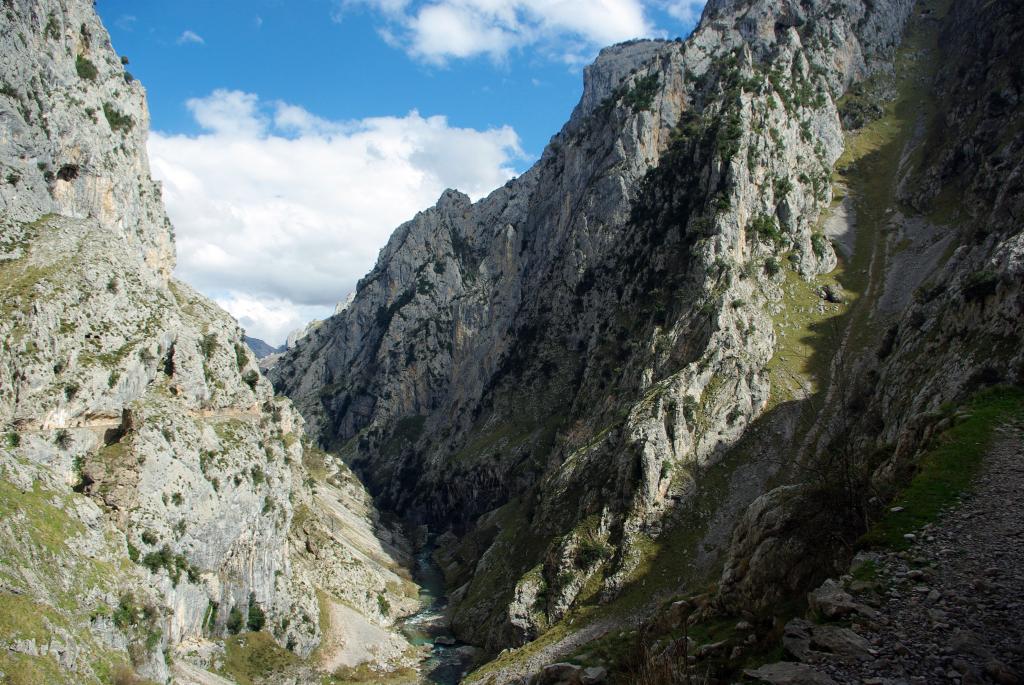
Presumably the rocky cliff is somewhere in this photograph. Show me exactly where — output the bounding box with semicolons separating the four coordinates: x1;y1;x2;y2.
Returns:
270;0;924;654
0;1;417;682
273;0;1023;677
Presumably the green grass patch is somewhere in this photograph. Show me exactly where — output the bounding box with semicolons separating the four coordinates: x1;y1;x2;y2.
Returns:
850;558;879;583
218;631;299;685
859;386;1024;549
0;650;67;685
765;265;847;407
0;479;86;555
325;663;419;685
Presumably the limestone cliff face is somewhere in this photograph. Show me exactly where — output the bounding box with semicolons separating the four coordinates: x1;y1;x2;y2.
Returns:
0;1;415;682
273;0;918;651
715;0;1024;614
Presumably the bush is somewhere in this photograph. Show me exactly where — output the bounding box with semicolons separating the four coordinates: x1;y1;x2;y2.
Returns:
200;333;218;358
750;214;782;245
623;74;661;113
764;257;781;276
243;370;259;390
576;537;611;568
773;176;794;197
75;54;98;81
103;103;134;132
811;232;828;258
963;270;999;302
226;606;244;634
55;429;72;449
376;593;390;617
247;593;266;631
140;545;199;586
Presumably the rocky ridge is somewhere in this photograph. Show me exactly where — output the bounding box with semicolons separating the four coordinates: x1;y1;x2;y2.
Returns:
0;1;417;682
272;0;919;656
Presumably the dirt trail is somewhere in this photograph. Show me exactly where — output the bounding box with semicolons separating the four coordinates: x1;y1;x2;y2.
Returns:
826;423;1024;684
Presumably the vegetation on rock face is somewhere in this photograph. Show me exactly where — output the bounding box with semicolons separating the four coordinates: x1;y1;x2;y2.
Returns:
623;74;660;112
75;54;98;81
103;102;133;132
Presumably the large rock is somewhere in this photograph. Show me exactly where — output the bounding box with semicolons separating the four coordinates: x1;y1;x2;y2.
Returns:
745;662;838;685
782;619;872;663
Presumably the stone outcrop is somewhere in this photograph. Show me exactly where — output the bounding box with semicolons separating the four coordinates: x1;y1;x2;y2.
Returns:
272;0;919;653
0;1;415;681
715;0;1024;613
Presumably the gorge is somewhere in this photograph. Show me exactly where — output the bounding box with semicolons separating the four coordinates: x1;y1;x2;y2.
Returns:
1;0;1022;683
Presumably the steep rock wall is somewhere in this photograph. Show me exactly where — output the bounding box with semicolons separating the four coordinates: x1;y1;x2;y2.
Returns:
0;1;417;681
273;0;916;652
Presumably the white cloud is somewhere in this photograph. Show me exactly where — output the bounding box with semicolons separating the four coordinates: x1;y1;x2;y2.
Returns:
340;0;653;64
177;29;205;45
661;0;706;26
149;90;525;345
115;15;137;31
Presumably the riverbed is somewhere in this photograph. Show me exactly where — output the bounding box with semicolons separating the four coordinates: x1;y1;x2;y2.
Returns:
399;545;477;684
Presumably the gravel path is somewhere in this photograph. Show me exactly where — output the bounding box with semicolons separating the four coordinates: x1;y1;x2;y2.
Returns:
825;423;1024;685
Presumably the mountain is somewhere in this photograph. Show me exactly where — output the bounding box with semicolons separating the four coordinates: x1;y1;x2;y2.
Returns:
0;2;418;682
243;336;285;360
271;0;1023;679
4;0;1022;682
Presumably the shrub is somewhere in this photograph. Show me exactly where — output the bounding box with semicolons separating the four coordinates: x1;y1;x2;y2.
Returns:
764;257;781;276
103;103;134;132
140;545;199;586
750;214;782;244
773;176;794;197
199;333;218;358
576;537;611;568
623;74;661;112
55;429;72;449
5;432;20;448
963;270;999;302
75;54;98;81
811;232;828;258
44;13;61;40
250;466;265;485
247;593;266;631
234;343;248;370
243;370;259;390
226;606;244;634
376;593;390;617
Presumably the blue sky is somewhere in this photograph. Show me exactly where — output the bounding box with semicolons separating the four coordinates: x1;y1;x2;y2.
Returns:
96;0;707;344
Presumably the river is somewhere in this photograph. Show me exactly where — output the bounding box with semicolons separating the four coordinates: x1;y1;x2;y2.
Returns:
399;544;477;684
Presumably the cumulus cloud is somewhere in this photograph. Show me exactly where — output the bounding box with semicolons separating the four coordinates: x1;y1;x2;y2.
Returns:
339;0;653;64
177;29;205;45
149;90;525;345
661;0;707;26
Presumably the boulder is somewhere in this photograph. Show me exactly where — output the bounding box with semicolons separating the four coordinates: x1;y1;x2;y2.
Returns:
541;663;583;685
744;662;839;684
782;618;872;663
808;579;877;620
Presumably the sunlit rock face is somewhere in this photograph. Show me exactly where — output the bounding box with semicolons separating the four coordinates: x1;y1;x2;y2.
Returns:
0;1;418;681
271;0;959;652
